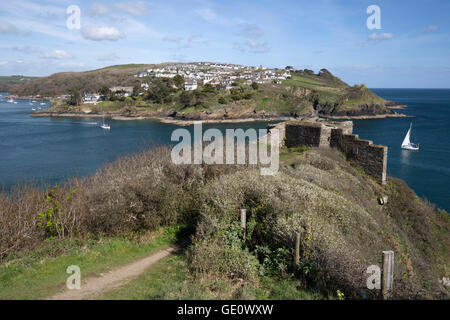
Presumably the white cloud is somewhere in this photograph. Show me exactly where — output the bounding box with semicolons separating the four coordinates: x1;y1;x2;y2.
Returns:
368;32;394;41
0;21;20;35
115;1;151;16
424;25;438;33
233;39;270;54
81;25;125;41
41;50;73;59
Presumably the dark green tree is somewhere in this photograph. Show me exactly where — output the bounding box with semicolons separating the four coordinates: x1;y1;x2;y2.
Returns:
251;82;259;90
179;91;192;107
98;86;111;100
202;83;215;93
173;75;185;89
132;85;143;97
67;89;81;106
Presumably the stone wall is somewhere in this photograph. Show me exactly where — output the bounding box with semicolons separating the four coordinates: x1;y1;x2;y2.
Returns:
284;120;387;185
267;122;286;146
285;121;328;148
330;129;387;184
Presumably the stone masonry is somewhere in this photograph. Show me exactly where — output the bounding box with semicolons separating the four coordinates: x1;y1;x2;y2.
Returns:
283;120;387;185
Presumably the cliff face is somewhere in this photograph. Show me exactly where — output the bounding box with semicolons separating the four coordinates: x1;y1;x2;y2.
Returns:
315;102;395;117
309;84;394;117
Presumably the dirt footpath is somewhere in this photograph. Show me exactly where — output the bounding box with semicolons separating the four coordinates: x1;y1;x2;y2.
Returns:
47;244;182;300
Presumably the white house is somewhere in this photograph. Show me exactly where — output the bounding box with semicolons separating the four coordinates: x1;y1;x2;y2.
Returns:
185;81;198;91
83;93;101;104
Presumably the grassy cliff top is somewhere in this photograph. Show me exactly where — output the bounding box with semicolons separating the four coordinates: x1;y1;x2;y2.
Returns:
1;146;448;299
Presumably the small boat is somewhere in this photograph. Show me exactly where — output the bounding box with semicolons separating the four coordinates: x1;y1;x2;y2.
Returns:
7;99;14;103
32;108;36;111
401;123;419;151
40;102;46;105
100;112;110;130
32;100;37;103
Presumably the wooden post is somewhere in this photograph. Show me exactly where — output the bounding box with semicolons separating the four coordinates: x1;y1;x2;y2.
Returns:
240;209;247;242
294;232;301;264
381;251;394;300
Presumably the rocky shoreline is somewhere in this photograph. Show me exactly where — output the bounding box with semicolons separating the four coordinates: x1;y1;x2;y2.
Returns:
319;112;412;120
31;109;410;124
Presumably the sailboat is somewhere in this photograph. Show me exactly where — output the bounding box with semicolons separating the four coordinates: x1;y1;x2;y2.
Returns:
401;123;419;151
100;112;110;130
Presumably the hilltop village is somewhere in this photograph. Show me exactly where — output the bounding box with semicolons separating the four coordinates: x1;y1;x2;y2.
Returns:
81;62;292;104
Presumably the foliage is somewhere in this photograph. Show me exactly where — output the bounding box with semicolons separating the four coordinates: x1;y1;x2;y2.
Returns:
336;290;345;300
1;146;449;300
173;74;185;88
37;187;77;238
255;245;290;276
67;89;81;106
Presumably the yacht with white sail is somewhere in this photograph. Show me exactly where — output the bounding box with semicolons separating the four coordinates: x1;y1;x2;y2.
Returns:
100;112;110;130
401;123;419;151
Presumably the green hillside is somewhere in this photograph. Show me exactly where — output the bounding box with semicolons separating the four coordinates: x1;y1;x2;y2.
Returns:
12;63;396;119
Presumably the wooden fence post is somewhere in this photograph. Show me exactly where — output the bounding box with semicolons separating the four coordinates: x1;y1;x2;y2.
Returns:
294;232;301;264
381;250;394;300
240;209;247;242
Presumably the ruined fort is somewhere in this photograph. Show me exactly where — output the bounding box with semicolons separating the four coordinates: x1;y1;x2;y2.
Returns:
268;120;388;184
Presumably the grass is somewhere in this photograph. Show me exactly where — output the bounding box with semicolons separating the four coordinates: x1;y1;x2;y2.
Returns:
282;75;327;89
279;146;310;161
96;252;330;300
95;64;148;71
0;225;188;300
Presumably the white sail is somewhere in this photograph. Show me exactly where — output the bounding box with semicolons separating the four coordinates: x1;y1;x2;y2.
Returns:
401;125;411;147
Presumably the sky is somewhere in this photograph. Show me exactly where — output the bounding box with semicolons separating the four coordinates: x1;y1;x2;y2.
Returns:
0;0;449;88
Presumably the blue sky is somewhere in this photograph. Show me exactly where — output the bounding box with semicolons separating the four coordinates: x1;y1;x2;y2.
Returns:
0;0;449;87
